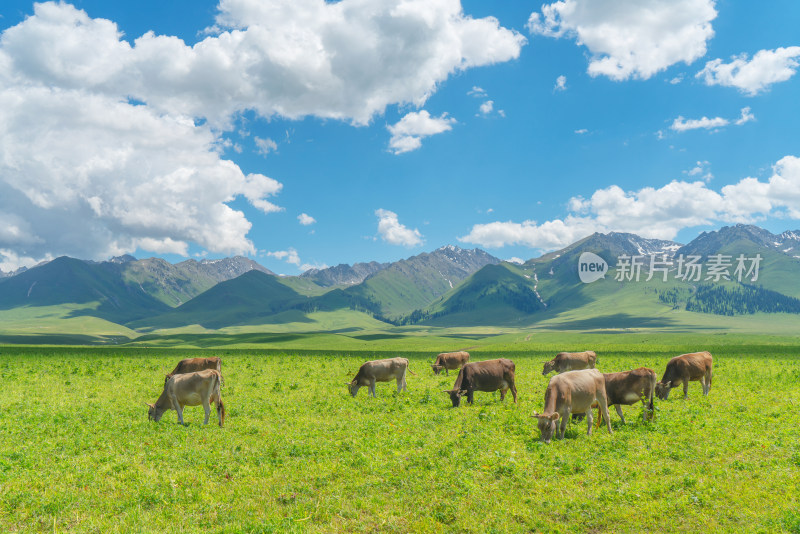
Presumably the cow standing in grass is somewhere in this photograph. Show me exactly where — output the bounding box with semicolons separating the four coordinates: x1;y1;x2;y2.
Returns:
542;351;597;376
444;358;517;407
148;369;225;427
165;356;222;386
348;358;411;397
431;351;470;375
655;351;713;400
533;369;612;443
597;367;656;425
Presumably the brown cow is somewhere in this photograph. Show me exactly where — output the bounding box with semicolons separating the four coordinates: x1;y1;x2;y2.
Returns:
444;359;516;407
533;369;612;443
655;351;713;400
348;358;411;397
597;367;656;424
165;356;222;386
147;369;225;427
542;351;597;376
431;351;470;375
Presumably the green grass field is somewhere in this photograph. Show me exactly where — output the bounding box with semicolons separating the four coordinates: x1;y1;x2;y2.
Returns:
1;343;799;533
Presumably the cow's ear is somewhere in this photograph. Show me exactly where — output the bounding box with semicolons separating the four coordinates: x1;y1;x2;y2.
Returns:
459;389;467;396
549;413;559;421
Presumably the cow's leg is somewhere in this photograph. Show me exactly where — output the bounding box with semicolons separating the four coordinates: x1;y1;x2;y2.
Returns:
597;396;613;434
615;404;626;425
703;369;712;395
510;380;517;403
369;379;376;398
500;388;507;401
559;409;570;439
169;395;185;425
586;407;594;436
467;390;475;405
202;397;211;425
682;379;689;399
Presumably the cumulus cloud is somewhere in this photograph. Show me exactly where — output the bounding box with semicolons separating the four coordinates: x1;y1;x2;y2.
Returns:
387;110;456;154
255;137;278;155
554;75;567;91
460;155;800;250
375;209;423;247
670;107;754;132
267;247;325;272
468;86;488;97
0;1;524;268
479;100;494;115
297;213;316;226
697;47;800;95
528;0;717;81
685;160;713;181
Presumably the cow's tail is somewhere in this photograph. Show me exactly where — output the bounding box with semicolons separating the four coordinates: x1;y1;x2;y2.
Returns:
407;367;417;377
213;370;225;427
646;371;656;416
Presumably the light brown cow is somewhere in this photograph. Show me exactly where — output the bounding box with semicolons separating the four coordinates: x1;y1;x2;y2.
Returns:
348;357;412;397
147;369;225;427
655;351;713;400
431;351;470;375
597;367;656;424
542;351;597;376
444;359;517;407
533;369;612;443
165;356;222;386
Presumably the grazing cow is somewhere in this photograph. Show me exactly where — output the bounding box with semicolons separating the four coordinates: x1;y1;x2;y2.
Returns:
597;367;656;425
147;369;225;427
165;356;222;386
444;359;517;407
655;351;713;400
533;369;612;443
542;351;597;376
431;351;470;375
348;358;411;397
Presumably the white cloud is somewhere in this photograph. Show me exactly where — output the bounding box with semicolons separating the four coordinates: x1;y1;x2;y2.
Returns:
479;100;494;115
460;155;800;250
0;1;525;268
697;47;800;95
0;86;282;265
506;257;524;265
670;107;754;132
554;75;567;91
255;137;278;155
575;128;588;134
268;248;301;265
468;86;488;97
387;110;456;154
298;213;316;226
684;160;713;182
528;0;717;81
375;209;423;247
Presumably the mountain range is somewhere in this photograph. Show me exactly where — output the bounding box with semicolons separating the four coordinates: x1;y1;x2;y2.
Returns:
2;224;800;338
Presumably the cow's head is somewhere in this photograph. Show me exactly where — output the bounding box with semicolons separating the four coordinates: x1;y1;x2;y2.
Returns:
444;389;467;407
347;380;359;397
533;411;560;443
431;364;443;375
146;403;165;422
542;360;556;376
655;381;672;400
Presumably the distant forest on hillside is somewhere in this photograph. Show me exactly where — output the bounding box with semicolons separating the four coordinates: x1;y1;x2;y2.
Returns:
659;284;800;316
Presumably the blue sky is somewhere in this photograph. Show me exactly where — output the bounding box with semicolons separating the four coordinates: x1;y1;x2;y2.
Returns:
0;0;799;274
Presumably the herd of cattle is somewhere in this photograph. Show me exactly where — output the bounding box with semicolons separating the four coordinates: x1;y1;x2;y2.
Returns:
146;349;713;443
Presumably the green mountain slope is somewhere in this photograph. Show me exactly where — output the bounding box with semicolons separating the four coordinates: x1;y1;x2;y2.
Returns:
342;245;500;318
130;270;308;329
0;256;171;323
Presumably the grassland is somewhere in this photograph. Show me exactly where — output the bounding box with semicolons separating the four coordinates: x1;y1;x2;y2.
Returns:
1;341;799;533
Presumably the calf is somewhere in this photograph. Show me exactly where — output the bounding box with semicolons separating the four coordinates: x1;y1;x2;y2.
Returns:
147;369;225;427
542;351;597;376
655;351;713;400
165;356;222;386
348;357;410;397
444;358;516;407
431;351;470;375
533;369;612;443
598;367;656;424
